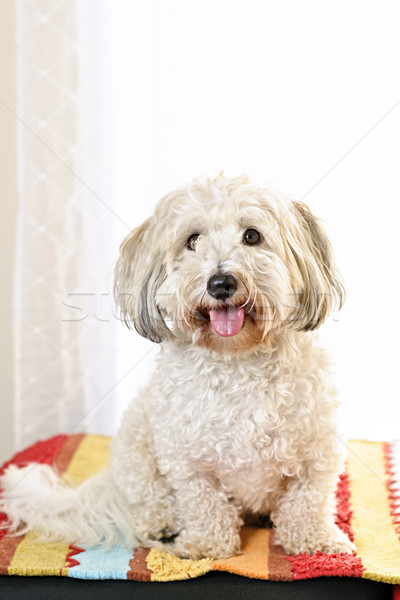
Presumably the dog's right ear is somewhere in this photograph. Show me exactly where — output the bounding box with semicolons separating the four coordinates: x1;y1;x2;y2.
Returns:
114;217;173;343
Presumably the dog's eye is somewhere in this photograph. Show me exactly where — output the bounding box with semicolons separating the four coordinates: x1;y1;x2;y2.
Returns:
186;233;200;251
243;228;261;246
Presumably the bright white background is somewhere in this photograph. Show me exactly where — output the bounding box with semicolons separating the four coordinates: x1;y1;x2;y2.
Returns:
112;1;400;441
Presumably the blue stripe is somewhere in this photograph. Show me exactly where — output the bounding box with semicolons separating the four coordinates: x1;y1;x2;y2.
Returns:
68;545;134;580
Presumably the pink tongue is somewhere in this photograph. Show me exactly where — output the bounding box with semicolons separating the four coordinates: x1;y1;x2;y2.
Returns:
209;307;245;337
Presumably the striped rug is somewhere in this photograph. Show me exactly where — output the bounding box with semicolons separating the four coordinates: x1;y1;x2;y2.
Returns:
1;434;400;584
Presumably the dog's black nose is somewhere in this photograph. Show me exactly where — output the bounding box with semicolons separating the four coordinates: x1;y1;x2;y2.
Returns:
207;273;237;300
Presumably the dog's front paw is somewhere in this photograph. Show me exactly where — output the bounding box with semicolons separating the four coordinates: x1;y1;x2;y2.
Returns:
314;528;356;555
275;523;356;556
167;526;241;560
130;500;179;549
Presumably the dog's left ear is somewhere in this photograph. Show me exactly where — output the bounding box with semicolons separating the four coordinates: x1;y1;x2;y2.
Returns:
284;201;345;331
114;216;173;343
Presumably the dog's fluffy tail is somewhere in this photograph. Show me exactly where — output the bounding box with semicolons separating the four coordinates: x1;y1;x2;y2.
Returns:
0;464;139;547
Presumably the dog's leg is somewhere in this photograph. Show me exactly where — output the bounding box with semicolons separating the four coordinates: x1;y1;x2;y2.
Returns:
166;474;242;559
110;400;177;547
270;466;355;555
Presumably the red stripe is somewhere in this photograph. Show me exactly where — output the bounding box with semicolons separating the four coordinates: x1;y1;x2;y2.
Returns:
393;585;400;600
65;544;85;569
334;470;354;542
287;551;364;580
0;434;68;475
383;442;400;544
0;434;69;541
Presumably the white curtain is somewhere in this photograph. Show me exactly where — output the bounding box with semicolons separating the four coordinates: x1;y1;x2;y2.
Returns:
14;1;400;448
15;0;119;449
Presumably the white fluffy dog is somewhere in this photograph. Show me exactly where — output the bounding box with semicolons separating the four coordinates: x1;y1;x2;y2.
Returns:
0;173;355;559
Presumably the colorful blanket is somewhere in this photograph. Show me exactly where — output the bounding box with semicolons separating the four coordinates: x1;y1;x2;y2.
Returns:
0;434;400;584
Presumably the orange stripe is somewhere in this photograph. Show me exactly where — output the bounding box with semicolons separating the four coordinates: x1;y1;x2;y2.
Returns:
211;526;270;579
54;434;86;476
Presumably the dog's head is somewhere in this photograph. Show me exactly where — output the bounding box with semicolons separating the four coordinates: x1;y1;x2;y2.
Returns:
114;174;344;355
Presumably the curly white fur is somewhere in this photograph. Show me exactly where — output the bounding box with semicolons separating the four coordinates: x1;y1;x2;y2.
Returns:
0;173;355;558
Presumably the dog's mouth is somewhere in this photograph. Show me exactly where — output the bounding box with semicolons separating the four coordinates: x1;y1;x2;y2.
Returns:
196;303;249;337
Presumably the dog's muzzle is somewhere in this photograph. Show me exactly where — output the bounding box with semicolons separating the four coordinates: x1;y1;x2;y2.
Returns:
206;273;244;337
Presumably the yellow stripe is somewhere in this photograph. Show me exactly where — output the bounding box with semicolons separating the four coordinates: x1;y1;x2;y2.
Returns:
348;440;400;583
147;548;212;581
8;533;70;576
62;434;111;486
